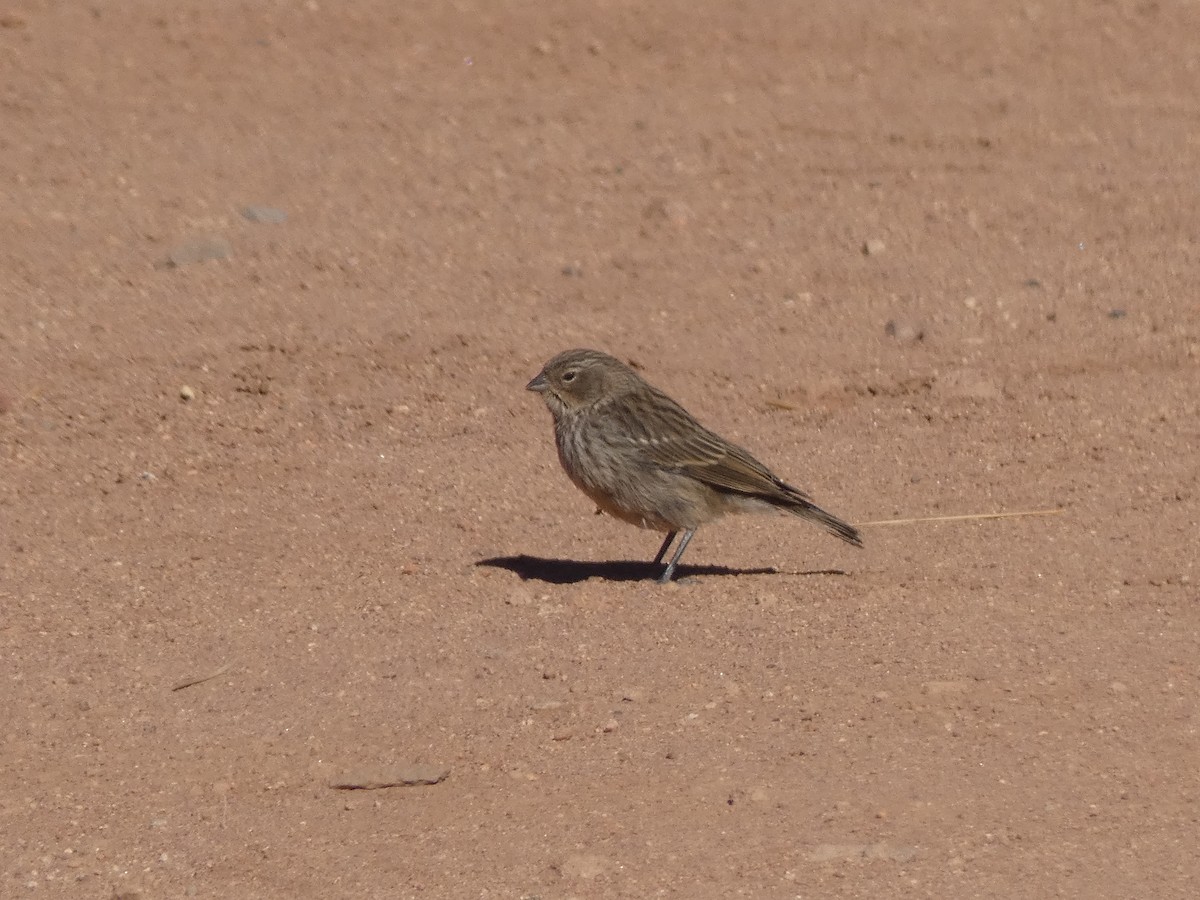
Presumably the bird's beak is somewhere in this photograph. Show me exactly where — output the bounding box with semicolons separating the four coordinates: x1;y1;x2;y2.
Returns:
526;372;549;392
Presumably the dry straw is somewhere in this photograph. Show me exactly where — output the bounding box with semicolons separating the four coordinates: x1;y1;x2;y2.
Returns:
856;508;1064;528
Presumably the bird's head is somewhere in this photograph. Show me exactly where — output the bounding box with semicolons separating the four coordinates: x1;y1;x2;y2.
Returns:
526;348;635;416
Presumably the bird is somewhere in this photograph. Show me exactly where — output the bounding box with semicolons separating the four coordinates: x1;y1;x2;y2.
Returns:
526;348;862;582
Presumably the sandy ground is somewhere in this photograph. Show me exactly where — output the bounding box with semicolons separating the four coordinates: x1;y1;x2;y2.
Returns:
3;1;1199;897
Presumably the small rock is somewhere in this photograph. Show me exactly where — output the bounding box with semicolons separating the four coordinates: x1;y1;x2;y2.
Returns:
1110;681;1128;694
601;718;619;733
179;385;196;401
240;206;288;224
884;319;925;343
862;238;886;256
159;236;231;268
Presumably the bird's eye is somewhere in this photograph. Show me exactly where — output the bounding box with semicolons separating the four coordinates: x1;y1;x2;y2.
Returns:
562;370;577;383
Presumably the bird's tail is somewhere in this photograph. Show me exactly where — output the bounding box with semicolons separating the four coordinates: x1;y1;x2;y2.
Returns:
775;486;863;547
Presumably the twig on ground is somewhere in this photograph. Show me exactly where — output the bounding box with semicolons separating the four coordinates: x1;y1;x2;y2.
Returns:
171;663;231;692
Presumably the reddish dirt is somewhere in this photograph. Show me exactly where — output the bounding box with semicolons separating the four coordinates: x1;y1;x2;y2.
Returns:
3;2;1199;897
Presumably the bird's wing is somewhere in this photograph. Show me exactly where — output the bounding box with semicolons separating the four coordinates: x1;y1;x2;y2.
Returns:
663;434;807;499
603;389;812;501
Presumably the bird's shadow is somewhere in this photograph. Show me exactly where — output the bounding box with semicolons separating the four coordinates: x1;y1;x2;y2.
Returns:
476;554;847;585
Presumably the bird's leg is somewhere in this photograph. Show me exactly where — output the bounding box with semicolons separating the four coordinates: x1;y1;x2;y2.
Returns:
651;531;677;566
657;529;695;583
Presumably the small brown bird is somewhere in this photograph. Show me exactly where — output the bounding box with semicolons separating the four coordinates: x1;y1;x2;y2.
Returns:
526;349;862;582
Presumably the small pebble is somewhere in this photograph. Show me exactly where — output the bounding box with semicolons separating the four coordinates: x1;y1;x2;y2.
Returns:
862;238;886;256
179;385;196;401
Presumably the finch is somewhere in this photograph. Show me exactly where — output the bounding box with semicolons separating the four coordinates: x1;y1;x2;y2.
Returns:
526;348;862;583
